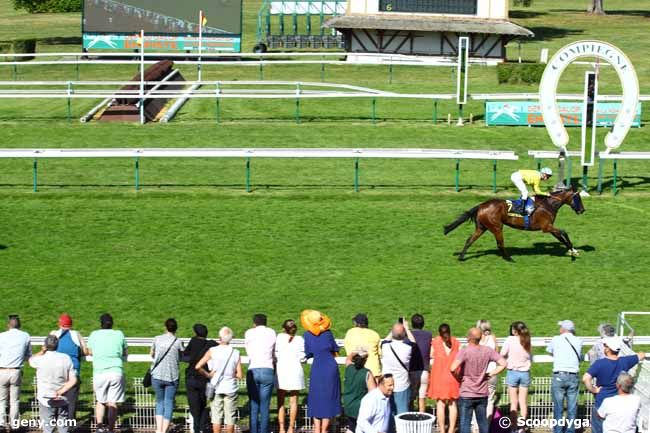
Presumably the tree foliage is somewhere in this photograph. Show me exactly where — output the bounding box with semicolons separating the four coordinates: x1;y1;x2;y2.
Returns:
12;0;81;13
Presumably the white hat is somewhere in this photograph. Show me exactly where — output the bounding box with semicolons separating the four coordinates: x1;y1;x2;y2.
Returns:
603;336;622;352
558;320;575;332
540;167;553;176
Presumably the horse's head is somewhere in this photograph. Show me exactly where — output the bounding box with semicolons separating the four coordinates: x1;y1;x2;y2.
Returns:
567;185;585;214
550;186;585;214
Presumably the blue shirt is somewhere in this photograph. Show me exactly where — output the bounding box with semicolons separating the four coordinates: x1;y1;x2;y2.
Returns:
546;333;583;373
0;328;32;368
587;355;639;408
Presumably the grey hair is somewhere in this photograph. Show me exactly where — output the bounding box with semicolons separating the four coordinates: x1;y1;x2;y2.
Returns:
476;320;492;334
219;327;234;343
44;335;59;351
617;372;635;394
598;323;616;338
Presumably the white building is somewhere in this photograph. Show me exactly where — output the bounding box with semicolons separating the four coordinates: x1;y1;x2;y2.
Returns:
325;0;533;61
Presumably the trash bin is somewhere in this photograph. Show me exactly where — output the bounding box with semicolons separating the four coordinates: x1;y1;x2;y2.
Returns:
395;412;436;433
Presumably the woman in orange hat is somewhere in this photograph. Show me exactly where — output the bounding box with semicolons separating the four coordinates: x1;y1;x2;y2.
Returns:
301;310;340;433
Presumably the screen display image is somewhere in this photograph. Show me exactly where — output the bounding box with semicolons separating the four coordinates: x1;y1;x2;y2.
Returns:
83;0;242;35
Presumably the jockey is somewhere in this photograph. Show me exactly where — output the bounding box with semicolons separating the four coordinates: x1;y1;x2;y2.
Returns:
510;167;552;215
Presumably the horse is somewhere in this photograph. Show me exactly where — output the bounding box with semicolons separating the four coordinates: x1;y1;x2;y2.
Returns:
444;186;585;261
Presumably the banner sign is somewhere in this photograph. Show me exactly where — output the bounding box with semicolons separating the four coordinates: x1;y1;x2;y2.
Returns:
485;101;642;127
83;34;241;52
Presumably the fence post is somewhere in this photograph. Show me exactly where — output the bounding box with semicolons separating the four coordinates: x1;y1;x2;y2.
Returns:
295;83;301;124
536;159;542;171
354;157;359;192
135;157;140;191
388;63;393;84
215;82;221;124
455;159;460;192
32;158;38;193
66;81;72;123
259;61;264;80
245;157;251;193
613;160;618;196
492;160;497;193
75;57;80;81
597;157;603;194
12;63;17;81
581;166;589;192
371;98;376;124
432;100;438;124
320;58;325;82
566;157;572;187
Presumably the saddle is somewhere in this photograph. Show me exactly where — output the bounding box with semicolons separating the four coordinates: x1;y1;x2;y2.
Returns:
506;199;526;217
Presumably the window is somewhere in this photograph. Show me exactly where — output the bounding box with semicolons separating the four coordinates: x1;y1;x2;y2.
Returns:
378;0;477;14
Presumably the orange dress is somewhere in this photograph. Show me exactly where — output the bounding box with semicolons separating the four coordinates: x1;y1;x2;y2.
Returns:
427;336;460;400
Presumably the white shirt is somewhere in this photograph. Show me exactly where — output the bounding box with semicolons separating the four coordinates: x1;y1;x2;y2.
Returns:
244;326;276;370
380;339;413;392
208;345;240;395
597;394;641;433
29;351;75;407
356;388;391;433
0;328;31;368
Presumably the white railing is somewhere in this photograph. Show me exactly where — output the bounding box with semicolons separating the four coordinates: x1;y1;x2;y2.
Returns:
0;148;518;160
28;335;650;365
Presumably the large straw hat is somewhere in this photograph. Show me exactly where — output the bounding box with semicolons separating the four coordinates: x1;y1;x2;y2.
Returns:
300;309;331;336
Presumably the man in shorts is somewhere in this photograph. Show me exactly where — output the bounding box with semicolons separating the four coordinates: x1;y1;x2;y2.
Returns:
87;314;128;433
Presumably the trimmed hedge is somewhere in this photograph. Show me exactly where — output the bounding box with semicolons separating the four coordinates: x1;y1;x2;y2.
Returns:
496;62;545;85
12;0;81;13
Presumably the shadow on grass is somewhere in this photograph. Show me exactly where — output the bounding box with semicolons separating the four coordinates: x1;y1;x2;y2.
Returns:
527;26;584;42
0;245;7;250
596;176;650;193
456;243;596;261
549;9;650;17
510;10;548;19
39;36;82;45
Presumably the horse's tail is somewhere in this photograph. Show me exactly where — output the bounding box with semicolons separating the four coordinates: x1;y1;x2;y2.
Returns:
444;205;479;235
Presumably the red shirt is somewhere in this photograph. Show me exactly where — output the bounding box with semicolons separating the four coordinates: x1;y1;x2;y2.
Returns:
455;345;503;398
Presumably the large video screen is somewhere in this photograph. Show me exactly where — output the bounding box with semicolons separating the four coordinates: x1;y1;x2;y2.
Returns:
83;0;242;36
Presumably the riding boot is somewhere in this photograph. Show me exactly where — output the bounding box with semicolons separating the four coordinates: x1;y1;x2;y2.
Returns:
525;198;535;215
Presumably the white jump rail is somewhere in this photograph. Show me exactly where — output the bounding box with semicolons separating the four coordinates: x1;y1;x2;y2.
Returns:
0;148;518;160
472;93;650;102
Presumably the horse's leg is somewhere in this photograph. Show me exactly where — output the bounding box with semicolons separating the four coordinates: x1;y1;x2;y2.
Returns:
545;225;579;256
458;226;486;261
489;226;512;261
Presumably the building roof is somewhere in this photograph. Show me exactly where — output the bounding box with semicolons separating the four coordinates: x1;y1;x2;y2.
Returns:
324;14;534;37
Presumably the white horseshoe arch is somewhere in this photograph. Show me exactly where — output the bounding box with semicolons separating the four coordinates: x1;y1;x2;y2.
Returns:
539;40;639;154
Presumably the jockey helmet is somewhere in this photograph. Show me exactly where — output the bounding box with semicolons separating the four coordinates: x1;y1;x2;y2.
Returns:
540;167;553;176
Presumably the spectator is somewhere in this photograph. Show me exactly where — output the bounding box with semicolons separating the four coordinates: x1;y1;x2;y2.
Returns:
380;322;414;416
597;372;641;433
301;310;341;433
196;327;242;433
546;320;583;433
244;314;276;433
582;337;645;433
275;319;305;433
501;321;532;430
343;349;376;433
29;335;77;433
587;324;616;365
150;319;184;433
0;314;31;430
344;314;381;378
408;314;432;413
50;313;88;421
476;320;498;423
450;328;506;433
356;374;395;433
87;313;128;433
182;324;217;433
427;324;460;433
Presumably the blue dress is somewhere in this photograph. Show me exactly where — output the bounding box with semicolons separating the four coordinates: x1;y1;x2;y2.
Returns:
304;330;341;418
